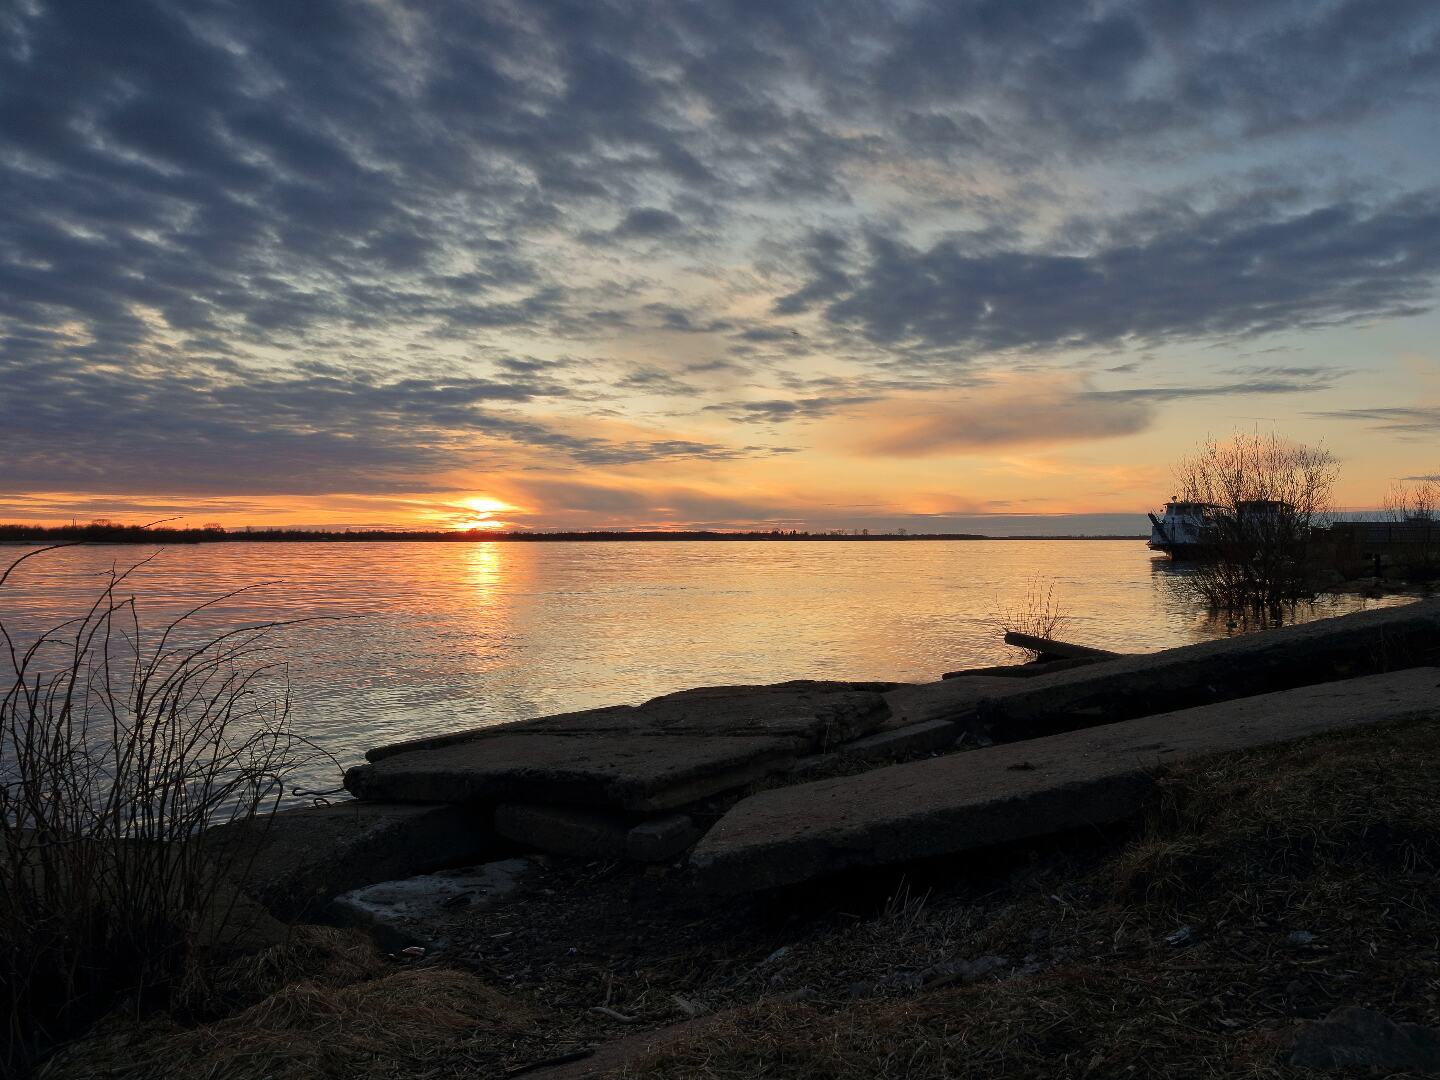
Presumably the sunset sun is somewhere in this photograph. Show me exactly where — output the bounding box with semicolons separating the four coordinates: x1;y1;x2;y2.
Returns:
454;496;517;531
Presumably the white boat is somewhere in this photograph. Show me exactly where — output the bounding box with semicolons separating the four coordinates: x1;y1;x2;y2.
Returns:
1149;499;1305;558
1147;500;1219;558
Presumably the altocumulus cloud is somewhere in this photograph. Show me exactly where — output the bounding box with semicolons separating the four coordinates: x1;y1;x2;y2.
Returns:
779;192;1440;354
1;0;1439;500
0;355;777;495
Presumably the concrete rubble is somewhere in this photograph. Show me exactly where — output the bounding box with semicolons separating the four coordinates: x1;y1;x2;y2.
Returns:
231;601;1440;905
207;799;503;920
688;667;1440;892
344;682;895;810
360;680;898;762
918;599;1440;741
788;718;960;777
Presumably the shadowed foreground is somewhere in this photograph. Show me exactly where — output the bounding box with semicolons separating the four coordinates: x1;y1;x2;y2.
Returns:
43;717;1440;1079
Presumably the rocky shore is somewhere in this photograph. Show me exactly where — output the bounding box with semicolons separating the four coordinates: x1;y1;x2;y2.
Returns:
224;600;1440;912
56;600;1440;1078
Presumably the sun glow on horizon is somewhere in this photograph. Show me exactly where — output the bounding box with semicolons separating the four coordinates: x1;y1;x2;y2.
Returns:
453;495;519;531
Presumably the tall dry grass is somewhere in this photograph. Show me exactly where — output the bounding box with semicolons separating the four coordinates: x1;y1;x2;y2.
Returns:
0;545;330;1074
989;580;1072;658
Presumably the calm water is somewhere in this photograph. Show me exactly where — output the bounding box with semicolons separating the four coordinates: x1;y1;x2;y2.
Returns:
0;540;1407;799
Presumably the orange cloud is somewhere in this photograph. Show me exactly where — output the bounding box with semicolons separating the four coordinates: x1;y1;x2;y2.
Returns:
849;375;1152;457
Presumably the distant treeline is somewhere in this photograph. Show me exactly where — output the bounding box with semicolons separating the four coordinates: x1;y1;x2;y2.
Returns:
0;523;1154;545
1;522;1001;544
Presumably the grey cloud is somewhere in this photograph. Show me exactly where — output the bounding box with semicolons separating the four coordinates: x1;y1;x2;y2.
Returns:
0;353;773;495
1220;364;1347;379
1087;378;1333;402
640;303;734;334
782;192;1440;353
3;0;1440;502
580;208;698;247
704;395;882;424
617;368;701;396
877;0;1440;151
862;391;1153;456
734;327;798;343
0;495;280;521
7;2;1439;367
1310;406;1440;434
615;208;685;238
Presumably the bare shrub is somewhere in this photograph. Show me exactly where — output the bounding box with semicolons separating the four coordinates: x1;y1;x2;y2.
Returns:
0;546;330;1073
989;580;1071;658
1384;473;1440;580
1174;432;1339;610
1386;474;1440;523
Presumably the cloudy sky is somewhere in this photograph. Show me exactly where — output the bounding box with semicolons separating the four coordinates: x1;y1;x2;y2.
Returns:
3;0;1439;532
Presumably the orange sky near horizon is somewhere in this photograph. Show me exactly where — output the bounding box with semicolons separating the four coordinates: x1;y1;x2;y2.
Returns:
6;356;1434;534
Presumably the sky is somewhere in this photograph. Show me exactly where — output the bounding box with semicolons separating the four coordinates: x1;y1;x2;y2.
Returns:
2;0;1439;533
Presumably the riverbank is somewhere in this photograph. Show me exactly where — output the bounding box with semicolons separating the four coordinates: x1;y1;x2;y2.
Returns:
46;719;1440;1078
34;600;1440;1077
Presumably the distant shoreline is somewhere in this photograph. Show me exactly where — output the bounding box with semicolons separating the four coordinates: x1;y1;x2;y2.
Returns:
1;526;1148;545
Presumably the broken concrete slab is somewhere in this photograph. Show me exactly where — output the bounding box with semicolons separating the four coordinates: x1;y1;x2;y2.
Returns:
919;600;1440;742
495;803;702;862
882;677;1027;730
789;718;959;777
516;684;889;746
627;682;895;744
196;880;294;954
495;803;629;858
364;681;893;763
206;800;503;921
346;731;803;811
348;682;896;812
978;600;1440;741
690;667;1440;893
626;815;703;862
830;717;959;759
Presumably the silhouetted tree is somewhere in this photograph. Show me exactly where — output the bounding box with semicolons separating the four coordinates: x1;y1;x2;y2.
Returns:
1385;471;1440;579
1173;432;1339;610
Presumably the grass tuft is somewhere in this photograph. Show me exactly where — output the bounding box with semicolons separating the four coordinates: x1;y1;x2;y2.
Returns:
44;956;533;1080
988;579;1072;658
0;546;334;1073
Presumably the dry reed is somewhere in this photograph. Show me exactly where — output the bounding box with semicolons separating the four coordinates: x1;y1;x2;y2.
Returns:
989;579;1072;658
0;545;333;1073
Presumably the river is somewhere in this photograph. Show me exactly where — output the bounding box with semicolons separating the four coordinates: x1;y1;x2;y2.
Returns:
0;539;1406;798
